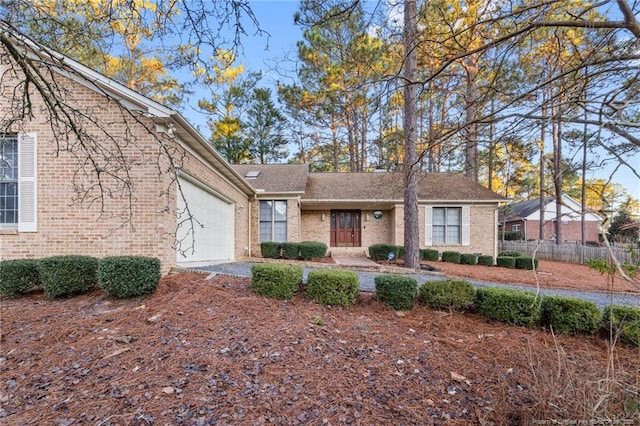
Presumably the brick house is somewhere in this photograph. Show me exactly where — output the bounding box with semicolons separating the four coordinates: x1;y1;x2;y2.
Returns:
499;194;603;243
233;164;506;259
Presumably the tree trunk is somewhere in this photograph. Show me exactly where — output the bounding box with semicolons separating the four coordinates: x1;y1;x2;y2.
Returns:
463;58;479;182
552;101;563;245
539;90;547;241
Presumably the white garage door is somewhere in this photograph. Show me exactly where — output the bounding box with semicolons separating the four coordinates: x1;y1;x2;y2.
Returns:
176;176;234;265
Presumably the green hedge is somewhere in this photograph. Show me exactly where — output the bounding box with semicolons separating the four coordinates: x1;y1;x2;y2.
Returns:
499;250;523;257
602;305;640;347
250;263;302;300
515;256;539;270
496;256;516;268
281;242;300;260
306;269;359;307
460;253;478;265
475;287;542;327
420;249;439;261
299;241;328;260
38;255;99;297
98;256;161;298
419;279;475;311
260;242;280;259
369;244;401;261
374;274;418;311
0;259;40;297
441;251;462;264
542;296;601;335
477;255;494;266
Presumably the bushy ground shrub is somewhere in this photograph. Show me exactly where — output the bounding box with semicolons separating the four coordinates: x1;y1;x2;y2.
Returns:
420;249;439;261
38;255;99;297
419;279;475;310
299;241;328;260
515;256;539;270
475;287;542;327
251;263;302;299
441;251;462;264
306;269;359;307
369;244;401;261
477;255;494;266
281;242;300;260
541;296;601;335
499;250;522;257
460;253;478;265
98;256;161;298
374;274;418;311
260;242;280;259
0;259;40;297
496;256;516;268
602;305;640;347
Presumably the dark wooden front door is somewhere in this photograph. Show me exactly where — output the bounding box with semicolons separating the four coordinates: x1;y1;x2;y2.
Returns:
330;210;361;247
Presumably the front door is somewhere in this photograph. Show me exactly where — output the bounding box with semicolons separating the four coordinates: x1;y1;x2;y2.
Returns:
330;210;361;247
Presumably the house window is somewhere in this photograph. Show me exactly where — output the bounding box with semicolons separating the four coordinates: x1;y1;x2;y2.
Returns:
259;200;287;242
432;207;461;244
512;224;521;232
0;136;18;225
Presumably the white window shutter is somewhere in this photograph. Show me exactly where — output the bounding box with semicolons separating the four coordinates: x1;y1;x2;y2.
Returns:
424;206;432;246
461;205;470;246
18;133;37;232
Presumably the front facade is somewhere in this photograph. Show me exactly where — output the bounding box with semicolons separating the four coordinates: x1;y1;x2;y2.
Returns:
234;164;505;259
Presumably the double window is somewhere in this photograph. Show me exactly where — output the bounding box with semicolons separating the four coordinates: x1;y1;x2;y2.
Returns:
0;136;18;225
259;200;287;242
432;207;462;244
0;134;37;231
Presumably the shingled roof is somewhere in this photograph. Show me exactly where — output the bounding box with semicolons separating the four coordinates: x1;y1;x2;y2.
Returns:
233;164;309;193
502;197;554;221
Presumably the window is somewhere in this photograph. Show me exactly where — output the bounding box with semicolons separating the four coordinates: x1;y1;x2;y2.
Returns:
259;200;287;242
512;224;521;232
432;207;461;244
0;136;18;225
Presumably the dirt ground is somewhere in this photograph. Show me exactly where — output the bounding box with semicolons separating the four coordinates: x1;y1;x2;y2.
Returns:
1;264;638;425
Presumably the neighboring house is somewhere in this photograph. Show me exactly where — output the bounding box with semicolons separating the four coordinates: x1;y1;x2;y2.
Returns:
500;194;603;243
233;164;506;259
0;25;255;272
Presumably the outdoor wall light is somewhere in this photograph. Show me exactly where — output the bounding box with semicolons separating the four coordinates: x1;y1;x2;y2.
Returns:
373;211;383;220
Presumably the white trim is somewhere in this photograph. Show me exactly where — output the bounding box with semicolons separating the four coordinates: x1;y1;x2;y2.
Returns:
424;205;433;246
17;133;37;232
461;205;470;246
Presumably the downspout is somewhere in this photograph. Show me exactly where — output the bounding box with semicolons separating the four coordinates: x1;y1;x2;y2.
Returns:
248;195;253;258
524;219;527;242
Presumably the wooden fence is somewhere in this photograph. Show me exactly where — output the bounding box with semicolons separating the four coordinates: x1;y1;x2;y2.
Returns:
498;241;636;265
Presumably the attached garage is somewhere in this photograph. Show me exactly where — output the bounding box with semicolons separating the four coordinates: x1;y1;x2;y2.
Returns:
176;175;235;265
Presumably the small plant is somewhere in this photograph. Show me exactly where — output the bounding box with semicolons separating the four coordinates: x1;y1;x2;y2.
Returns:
441;251;462;264
420;249;439;261
38;255;99;297
375;274;418;311
251;263;302;300
460;253;478;265
419;279;475;310
368;244;401;261
306;269;359;307
515;256;539;270
475;287;542;327
496;256;516;269
477;255;494;266
602;305;640;347
311;315;325;326
541;296;601;335
299;241;327;260
98;256;161;298
0;259;40;297
260;242;280;259
499;250;523;257
281;242;300;260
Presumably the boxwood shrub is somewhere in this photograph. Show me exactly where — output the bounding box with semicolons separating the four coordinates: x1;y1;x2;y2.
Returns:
541;296;601;335
98;256;161;298
420;249;439;261
0;259;40;297
475;287;542;327
499;250;523;257
299;241;328;260
496;256;516;269
369;244;400;261
306;269;359;307
38;255;99;297
260;242;280;259
514;256;539;270
477;255;494;266
281;242;300;260
441;251;462;264
251;263;303;300
602;305;640;347
460;253;478;265
419;279;475;311
375;274;418;311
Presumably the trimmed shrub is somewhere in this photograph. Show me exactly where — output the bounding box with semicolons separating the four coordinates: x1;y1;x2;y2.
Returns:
460;253;478;265
369;244;400;262
281;242;300;260
499;250;522;257
375;274;418;311
251;263;303;300
0;259;40;297
299;241;328;260
441;251;462;264
397;245;405;260
502;231;524;241
477;255;494;266
260;242;280;259
496;256;516;269
420;249;439;262
98;256;161;298
306;269;359;307
419;279;475;311
515;256;539;270
602;305;640;347
38;255;99;297
475;287;542;327
542;296;601;335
